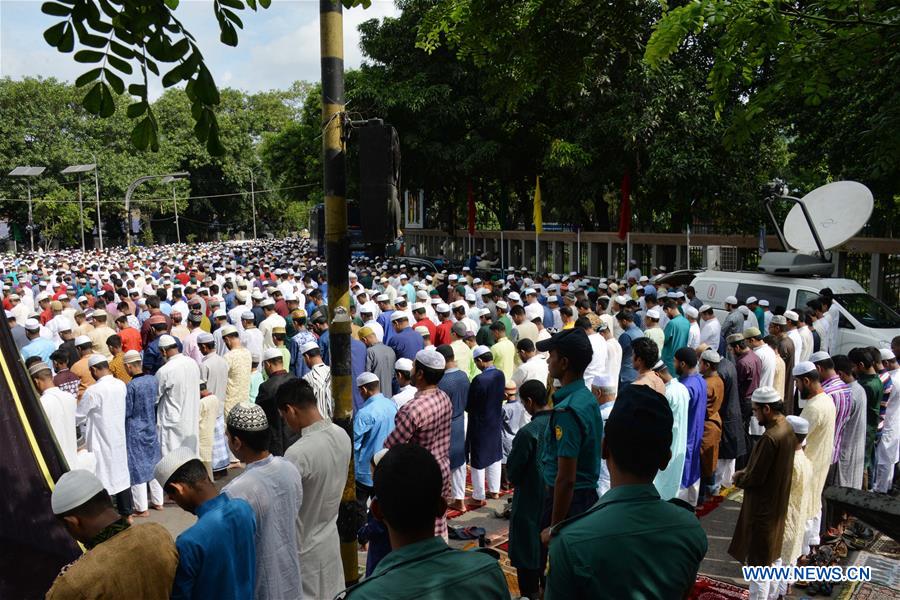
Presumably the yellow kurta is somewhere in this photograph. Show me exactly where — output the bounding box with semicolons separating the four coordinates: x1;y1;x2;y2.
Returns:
198;393;218;475
799;392;836;514
491;337;516;382
451;339;479;381
780;449;815;565
224;347;252;416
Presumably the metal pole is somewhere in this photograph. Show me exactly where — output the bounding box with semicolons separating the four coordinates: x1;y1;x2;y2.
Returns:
687;221;691;271
320;0;356;584
27;183;34;252
249;169;257;239
92;154;103;251
173;184;181;244
500;229;505;274
577;227;581;272
78;175;86;252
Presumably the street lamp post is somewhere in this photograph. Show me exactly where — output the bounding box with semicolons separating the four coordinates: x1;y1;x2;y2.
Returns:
124;172;189;247
161;174;189;244
8;166;46;252
62;164;100;252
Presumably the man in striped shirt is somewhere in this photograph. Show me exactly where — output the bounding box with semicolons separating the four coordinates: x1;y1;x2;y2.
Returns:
812;351;852;538
384;348;453;538
299;341;333;420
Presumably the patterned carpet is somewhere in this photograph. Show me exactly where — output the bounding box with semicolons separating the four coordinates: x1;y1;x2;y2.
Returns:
689;576;749;599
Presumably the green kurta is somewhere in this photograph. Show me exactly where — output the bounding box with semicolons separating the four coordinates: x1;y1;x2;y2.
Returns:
506;410;551;570
857;373;884;469
339;536;508;599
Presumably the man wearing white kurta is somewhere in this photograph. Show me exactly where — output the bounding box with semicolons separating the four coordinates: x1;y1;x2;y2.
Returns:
280;378;351;600
30;361;78;469
874;360;900;493
795;361;836;549
156;335;202;456
259;299;287;350
699;305;721;350
748;328;777;436
76;354;131;514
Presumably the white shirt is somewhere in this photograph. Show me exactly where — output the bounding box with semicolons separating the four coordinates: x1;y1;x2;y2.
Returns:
392;384;416;410
156;353;202;456
283;419;351;600
596;401;616;497
241;327;264;361
303;363;333;419
224;455;304;600
362;319;385;344
788;329;804;364
604;337;623;392
583;332;608;389
41;387;78;469
827;302;841;352
797;325;814;363
260;313;287;349
814;318;830;354
76;374;130;494
512;355;549;389
687;322;701;349
749;344;777;435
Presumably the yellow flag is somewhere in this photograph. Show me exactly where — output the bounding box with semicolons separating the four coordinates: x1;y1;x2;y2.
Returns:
533;175;543;234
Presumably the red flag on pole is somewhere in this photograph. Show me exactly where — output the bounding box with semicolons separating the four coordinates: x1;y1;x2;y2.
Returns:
617;171;631;240
467;181;476;235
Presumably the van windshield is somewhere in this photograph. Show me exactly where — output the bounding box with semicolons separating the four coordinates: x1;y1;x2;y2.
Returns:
834;294;900;329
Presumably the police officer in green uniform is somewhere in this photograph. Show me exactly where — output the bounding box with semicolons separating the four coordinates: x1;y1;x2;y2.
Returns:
546;384;708;599
337;444;508;600
535;328;603;549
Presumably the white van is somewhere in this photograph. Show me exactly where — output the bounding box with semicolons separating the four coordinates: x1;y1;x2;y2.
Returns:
689;270;900;355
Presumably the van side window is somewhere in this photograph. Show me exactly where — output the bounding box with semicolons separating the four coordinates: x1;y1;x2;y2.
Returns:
795;289;819;312
735;284;789;311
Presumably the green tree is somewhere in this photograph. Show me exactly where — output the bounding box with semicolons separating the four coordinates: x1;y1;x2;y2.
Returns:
33;187;94;249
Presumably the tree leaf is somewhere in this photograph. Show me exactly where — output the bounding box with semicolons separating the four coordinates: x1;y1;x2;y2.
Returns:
164;0;180;8
258;0;271;7
219;0;244;10
220;21;238;46
82;81;104;114
195;65;220;105
128;83;147;96
221;8;244;29
109;40;135;59
126;101;148;118
131;116;154;150
246;0;257;10
43;21;67;46
206;119;227;156
99;82;116;117
107;54;133;74
59;23;75;52
41;2;71;17
162;62;189;87
104;68;125;94
74;22;109;49
74;50;106;63
75;67;103;87
193;106;211;140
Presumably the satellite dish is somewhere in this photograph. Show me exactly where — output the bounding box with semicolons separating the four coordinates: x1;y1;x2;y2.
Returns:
783;181;873;252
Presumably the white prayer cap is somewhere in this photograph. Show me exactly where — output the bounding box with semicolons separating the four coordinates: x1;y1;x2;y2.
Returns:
472;345;491;359
666;291;678;299
219;325;238;337
55;317;73;332
496;301;509;310
415;326;430;337
356;372;379;387
158;334;178;349
759;299;770;307
5;310;14;319
479;308;490;317
646;309;661;320
614;295;629;305
473;278;482;284
260;297;275;308
416;290;429;300
412;302;427;311
24;318;40;331
154;447;199;488
879;348;896;362
263;348;283;362
241;311;255;321
507;292;521;302
28;361;52;376
213;309;227;319
375;294;389;302
394;357;413;372
699;304;712;313
435;303;450;314
548;295;559;303
251;291;264;300
684;306;699;319
390;312;408;322
751;386;781;404
701;349;721;364
738;306;750;316
784;310;800;322
746;296;758;304
639;276;649;283
87;354;108;368
74;335;92;346
415;349;445;370
197;332;215;345
523;288;537;296
724;295;738;305
51;470;105;515
123;350;142;364
299;341;319;355
77;296;88;303
448;274;458;281
809;351;831;364
786;415;809;435
792;361;816;377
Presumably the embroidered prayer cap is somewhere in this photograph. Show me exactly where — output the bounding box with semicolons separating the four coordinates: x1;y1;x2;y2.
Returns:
28;361;52;376
123;350;142;364
227;402;269;432
356;372;379;387
197;332;215;344
472;345;491;359
415;348;445;370
51;470;105;515
751;386;781;404
87;354;108;368
158;334;178;349
701;349;721;364
154;447;199;488
809;351;831;364
792;361;816;377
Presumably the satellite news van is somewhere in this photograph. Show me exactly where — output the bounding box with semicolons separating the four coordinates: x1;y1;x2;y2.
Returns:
690;181;900;355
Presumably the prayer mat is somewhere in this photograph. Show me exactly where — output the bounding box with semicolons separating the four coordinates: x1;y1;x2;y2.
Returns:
835;582;900;600
850;549;900;591
695;494;725;518
461;532;518;597
689;575;749;599
868;535;900;560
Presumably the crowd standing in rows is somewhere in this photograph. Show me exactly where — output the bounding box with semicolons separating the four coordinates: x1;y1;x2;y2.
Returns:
5;241;897;600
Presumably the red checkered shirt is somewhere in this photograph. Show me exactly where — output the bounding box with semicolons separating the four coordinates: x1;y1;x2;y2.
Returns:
385;385;452;536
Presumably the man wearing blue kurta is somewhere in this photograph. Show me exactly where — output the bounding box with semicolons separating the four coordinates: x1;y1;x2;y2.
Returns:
616;311;644;387
675;347;708;507
662;299;691;374
123;350;163;514
437;344;471;512
387;313;425;361
21;319;55;363
350;337;367;413
466;346;506;506
154;448;256;600
353;372;397;510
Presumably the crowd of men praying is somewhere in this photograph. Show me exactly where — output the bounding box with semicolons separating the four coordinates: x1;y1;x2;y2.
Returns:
3;239;897;600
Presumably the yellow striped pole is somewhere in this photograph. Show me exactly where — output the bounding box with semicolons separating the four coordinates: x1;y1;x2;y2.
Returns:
320;0;357;585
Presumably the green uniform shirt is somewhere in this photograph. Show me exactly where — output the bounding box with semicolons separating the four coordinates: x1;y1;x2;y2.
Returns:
546;484;708;600
507;410;551;570
339;536;508;600
541;380;603;490
857;373;884;467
